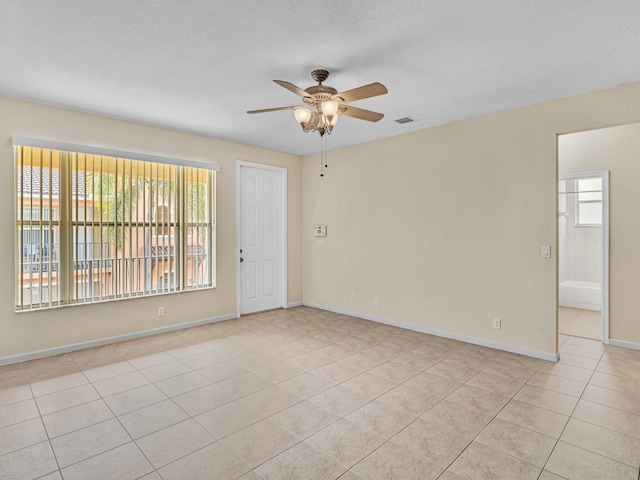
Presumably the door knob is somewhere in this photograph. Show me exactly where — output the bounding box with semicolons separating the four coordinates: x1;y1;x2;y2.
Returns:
240;257;244;263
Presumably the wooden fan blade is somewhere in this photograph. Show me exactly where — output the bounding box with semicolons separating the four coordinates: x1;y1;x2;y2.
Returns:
247;105;301;114
273;80;312;99
332;82;388;103
339;105;384;122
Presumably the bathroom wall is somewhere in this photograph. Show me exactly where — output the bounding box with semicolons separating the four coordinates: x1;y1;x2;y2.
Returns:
559;182;602;285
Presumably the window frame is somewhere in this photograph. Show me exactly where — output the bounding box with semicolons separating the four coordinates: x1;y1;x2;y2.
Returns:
575;178;603;227
14;138;219;312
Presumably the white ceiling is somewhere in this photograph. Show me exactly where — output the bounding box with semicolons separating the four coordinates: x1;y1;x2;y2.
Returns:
2;1;640;156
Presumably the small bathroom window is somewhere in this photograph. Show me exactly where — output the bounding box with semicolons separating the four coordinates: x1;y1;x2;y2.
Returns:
576;178;602;226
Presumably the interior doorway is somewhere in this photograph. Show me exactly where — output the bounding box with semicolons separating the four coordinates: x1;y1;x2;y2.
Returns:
558;123;640;351
236;161;288;315
557;172;609;341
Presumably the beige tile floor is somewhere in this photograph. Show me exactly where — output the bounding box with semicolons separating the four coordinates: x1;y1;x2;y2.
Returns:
559;307;602;340
0;306;639;479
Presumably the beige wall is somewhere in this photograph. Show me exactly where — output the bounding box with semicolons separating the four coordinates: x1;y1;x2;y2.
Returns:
4;81;640;362
0;95;303;360
559;123;640;344
302;81;640;358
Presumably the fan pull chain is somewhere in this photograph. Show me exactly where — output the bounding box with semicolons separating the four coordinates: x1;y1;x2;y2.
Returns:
323;135;328;168
319;134;329;177
320;134;324;177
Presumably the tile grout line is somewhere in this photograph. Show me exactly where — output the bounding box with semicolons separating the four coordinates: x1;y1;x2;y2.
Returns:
428;356;550;478
115;337;255;479
62;354;146;476
254;341;464;478
27;380;62;480
70;352;192;479
5;308;640;479
334;349;545;479
538;343;609;476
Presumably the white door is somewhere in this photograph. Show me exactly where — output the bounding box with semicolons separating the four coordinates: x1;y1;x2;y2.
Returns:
238;163;286;314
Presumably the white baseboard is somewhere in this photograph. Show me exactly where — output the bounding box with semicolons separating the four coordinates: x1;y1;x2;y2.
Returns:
0;313;237;366
608;339;640;351
303;301;559;362
286;301;303;308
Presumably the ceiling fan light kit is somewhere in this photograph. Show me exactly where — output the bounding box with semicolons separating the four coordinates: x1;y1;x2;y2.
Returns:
293;100;340;136
248;69;388;175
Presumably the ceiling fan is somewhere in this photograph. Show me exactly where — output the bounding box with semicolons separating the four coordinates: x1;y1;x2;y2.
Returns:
247;69;388;136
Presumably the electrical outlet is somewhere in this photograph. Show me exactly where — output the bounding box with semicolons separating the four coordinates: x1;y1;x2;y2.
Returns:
350;293;355;302
374;297;379;307
493;318;501;329
158;306;165;317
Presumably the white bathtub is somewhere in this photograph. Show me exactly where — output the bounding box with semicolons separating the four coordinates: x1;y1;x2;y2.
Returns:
559;280;602;311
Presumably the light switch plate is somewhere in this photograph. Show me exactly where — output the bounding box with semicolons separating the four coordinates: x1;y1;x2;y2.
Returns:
541;245;551;258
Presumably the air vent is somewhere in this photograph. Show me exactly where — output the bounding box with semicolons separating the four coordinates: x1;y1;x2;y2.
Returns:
395;116;418;124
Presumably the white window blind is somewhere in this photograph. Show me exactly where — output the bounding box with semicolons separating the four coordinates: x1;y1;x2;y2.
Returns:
14;139;217;311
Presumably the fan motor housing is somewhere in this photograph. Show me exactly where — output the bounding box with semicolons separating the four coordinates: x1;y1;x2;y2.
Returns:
305;85;338;98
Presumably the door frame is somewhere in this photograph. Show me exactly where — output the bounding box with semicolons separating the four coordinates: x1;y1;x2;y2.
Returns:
558;170;610;343
235;161;288;316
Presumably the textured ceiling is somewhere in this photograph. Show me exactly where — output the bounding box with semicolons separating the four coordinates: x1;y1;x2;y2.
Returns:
1;1;640;155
